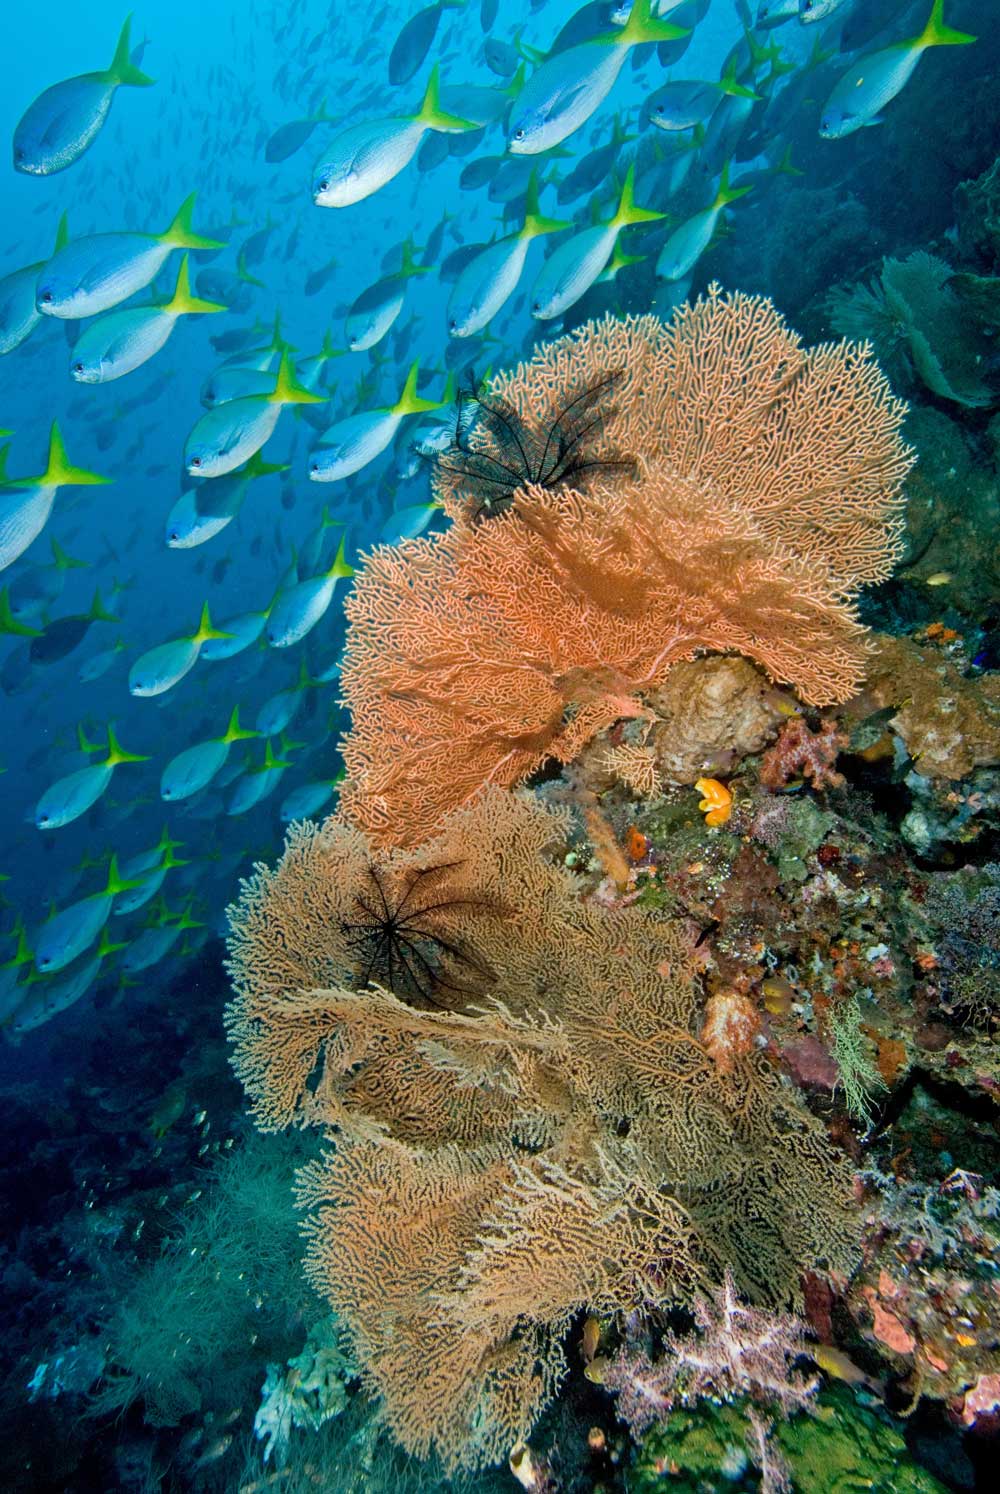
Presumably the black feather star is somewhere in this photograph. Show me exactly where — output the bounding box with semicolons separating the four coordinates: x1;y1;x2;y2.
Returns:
340;860;500;1009
436;367;635;522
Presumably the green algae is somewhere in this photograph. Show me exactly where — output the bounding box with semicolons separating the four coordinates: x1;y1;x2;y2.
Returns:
629;1387;947;1494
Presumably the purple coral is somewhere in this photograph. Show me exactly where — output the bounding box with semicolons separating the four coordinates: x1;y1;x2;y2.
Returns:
605;1268;819;1437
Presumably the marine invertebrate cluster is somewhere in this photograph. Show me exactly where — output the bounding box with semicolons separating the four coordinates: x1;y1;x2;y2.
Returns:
226;789;859;1471
759;716;847;793
340;288;912;846
605;1268;818;1437
862;633;1000;780
435;366;634;522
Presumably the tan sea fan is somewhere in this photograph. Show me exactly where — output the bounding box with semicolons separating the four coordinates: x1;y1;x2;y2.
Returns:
341;287;912;847
226;789;859;1472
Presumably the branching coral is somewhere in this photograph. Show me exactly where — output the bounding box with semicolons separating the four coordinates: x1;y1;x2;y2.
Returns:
604;1268;818;1438
340;287;912;846
226;789;859;1471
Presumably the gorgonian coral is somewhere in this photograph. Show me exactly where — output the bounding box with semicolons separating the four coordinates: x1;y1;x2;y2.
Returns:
340;287;912;847
226;789;859;1471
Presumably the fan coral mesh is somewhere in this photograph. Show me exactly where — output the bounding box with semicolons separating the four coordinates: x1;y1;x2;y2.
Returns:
341;288;912;846
226;789;859;1471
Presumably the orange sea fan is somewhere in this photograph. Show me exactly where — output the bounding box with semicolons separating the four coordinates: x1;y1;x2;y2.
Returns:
341;287;913;847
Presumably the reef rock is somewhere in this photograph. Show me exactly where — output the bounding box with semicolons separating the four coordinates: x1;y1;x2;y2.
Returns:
863;635;1000;780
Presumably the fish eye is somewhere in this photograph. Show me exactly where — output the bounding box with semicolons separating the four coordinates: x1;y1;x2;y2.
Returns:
40;289;53;303
318;178;330;192
190;456;202;467
513;128;525;141
73;361;84;374
448;319;458;332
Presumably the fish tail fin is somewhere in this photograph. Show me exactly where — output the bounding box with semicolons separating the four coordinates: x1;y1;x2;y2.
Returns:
163;255;226;316
105;855;145;897
236;250;267;288
0;587;41;638
105;723;149;766
602;245;645;281
716;160;752;207
399;237;433;277
329;533;355;581
522;171;571;239
51;537;88;571
504;61;527;99
612;164;666;228
268;310;293;353
918;0;976;47
223;706;259;744
161;192;225;250
774;144;803;178
268;349;326;406
77;723;104;755
40;424;112;488
717;57;759;100
394;361;446;416
262;739;291;771
742;25;772;70
87;588;118;624
96;927;128;959
241;451;289;480
52;212;70;255
618;0;688;46
193;602;232;643
279;730;305;756
416;63;478;133
107;14;155;87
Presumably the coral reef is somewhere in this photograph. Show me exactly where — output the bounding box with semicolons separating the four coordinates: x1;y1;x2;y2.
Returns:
340;289;912;846
627;1386;948;1494
643;657;789;787
254;1316;357;1467
828;252;997;409
955;156;1000;271
859;634;1000;781
845;1163;1000;1414
605;1269;818;1437
226;788;859;1471
759;716;847;793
